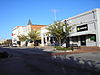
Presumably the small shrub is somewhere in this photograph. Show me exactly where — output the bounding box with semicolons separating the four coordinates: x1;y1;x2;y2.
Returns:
55;46;71;51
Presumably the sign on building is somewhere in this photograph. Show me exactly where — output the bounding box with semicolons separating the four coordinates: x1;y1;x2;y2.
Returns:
77;24;88;32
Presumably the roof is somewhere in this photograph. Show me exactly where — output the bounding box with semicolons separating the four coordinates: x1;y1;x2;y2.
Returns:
12;26;24;31
63;8;100;21
27;19;32;25
16;26;20;27
30;25;47;30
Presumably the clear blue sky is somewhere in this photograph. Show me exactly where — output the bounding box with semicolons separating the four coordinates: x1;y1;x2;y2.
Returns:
0;0;100;39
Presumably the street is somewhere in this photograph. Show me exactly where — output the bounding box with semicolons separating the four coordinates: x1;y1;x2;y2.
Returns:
0;47;100;75
0;47;66;75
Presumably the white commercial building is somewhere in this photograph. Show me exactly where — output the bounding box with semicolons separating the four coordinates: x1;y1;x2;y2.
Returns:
12;20;46;47
67;8;100;47
12;25;31;46
41;8;100;47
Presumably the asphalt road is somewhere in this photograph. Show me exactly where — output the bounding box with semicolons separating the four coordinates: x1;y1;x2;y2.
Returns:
0;47;66;75
0;47;100;75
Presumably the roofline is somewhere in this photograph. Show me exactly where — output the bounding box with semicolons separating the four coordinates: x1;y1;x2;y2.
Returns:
63;8;100;21
12;26;25;31
31;24;47;26
12;25;47;31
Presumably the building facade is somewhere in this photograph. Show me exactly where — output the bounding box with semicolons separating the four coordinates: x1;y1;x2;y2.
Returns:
12;20;46;46
66;8;100;47
41;8;100;47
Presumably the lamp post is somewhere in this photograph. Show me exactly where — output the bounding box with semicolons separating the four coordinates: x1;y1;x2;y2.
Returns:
64;20;69;48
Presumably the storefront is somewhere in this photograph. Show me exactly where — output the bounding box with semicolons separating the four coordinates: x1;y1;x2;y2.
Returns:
70;34;96;46
69;23;96;46
67;9;100;46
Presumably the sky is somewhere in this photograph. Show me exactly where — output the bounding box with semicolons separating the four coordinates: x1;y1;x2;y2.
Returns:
0;0;100;39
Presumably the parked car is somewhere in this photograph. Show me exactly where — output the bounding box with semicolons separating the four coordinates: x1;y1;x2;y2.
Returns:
51;43;59;46
61;43;66;47
12;43;17;47
1;45;9;47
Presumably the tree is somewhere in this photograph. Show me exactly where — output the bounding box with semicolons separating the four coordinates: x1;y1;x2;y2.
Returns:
28;30;40;41
47;21;72;46
3;39;12;46
18;35;28;42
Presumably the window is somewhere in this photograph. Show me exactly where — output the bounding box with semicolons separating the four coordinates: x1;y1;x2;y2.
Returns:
72;36;78;42
90;34;96;42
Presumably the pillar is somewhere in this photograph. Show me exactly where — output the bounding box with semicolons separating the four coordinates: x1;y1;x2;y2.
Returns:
41;34;44;46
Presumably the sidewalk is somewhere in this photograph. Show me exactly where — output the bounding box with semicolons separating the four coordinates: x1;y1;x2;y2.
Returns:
38;46;55;51
41;46;100;56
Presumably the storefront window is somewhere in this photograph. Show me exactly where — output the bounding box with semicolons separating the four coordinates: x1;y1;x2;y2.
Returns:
90;34;96;42
72;36;78;42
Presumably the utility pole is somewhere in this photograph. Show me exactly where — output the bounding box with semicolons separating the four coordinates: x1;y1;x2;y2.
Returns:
52;9;57;21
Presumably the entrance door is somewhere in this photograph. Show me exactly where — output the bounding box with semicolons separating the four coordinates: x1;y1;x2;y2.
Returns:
80;35;86;46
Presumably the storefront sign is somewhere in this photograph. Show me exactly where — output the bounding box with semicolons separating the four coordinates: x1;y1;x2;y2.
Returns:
77;24;88;32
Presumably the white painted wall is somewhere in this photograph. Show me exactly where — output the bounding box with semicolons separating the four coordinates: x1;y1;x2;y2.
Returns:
12;25;31;46
40;26;49;46
95;9;100;47
68;9;96;35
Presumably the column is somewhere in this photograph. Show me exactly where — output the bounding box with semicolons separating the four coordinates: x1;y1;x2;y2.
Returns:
95;9;100;47
48;34;51;45
41;34;44;46
78;36;81;46
45;35;48;45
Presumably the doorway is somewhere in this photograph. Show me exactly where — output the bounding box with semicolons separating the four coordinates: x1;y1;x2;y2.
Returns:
80;35;86;46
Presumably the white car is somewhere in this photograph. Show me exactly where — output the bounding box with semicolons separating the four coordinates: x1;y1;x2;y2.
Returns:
12;43;17;47
61;43;66;47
